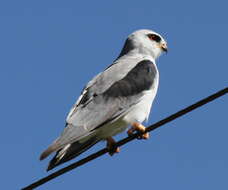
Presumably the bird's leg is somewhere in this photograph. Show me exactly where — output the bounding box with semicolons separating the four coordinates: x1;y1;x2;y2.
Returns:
127;122;150;139
106;137;120;156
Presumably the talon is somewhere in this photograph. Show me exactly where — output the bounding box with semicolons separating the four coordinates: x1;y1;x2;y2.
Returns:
109;147;120;156
142;132;150;139
106;137;120;156
127;128;135;136
128;122;150;140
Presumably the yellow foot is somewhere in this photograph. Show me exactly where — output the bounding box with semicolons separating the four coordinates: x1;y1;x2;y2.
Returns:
127;122;150;140
106;137;120;156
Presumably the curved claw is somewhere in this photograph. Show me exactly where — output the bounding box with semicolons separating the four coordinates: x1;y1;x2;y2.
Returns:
106;137;120;156
127;122;150;140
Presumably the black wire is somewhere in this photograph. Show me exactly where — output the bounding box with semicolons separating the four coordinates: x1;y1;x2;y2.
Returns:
22;87;228;190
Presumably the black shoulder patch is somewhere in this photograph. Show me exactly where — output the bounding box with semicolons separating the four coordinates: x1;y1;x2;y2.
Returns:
103;60;157;98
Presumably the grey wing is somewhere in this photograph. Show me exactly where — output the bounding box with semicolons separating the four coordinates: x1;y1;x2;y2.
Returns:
40;59;157;160
63;59;157;144
66;56;143;126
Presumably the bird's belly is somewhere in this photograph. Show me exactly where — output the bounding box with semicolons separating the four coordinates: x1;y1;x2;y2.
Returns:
97;118;129;139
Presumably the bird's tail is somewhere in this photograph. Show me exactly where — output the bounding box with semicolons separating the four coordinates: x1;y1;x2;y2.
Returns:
46;137;99;171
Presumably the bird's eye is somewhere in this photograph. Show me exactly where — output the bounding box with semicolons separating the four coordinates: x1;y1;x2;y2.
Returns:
147;34;161;42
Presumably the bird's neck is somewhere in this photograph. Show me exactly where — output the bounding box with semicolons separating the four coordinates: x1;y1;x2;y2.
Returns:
124;49;156;63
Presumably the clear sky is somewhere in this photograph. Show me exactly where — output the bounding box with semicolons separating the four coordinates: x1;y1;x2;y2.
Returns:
0;0;227;189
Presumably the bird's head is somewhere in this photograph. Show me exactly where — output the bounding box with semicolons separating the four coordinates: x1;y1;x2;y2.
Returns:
122;29;167;60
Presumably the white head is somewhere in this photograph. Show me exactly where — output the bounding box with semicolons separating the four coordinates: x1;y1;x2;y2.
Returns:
119;29;168;60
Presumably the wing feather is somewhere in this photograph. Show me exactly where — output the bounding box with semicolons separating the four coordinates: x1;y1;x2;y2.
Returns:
65;59;157;140
40;59;158;159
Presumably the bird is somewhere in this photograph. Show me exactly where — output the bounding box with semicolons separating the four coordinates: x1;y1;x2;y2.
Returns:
40;29;168;171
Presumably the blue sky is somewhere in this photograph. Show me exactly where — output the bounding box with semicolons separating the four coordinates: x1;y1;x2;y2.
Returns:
0;0;227;189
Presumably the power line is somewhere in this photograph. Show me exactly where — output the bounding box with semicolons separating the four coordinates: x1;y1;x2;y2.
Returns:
22;87;228;190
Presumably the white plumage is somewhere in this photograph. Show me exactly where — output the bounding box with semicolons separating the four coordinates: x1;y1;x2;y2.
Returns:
40;29;167;170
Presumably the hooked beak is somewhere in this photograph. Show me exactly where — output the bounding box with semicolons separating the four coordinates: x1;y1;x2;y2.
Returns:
160;42;168;53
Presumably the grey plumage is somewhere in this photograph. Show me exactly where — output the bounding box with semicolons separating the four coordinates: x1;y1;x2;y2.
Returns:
40;29;167;170
47;137;99;171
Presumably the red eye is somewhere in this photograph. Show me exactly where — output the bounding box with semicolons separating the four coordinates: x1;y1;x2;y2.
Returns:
147;34;161;42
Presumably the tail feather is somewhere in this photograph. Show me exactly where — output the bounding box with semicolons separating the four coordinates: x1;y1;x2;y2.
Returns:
40;142;60;161
47;137;99;171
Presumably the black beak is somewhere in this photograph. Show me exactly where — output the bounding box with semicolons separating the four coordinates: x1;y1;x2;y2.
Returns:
161;43;168;53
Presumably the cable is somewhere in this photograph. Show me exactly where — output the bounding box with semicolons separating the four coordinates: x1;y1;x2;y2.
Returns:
22;87;228;190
